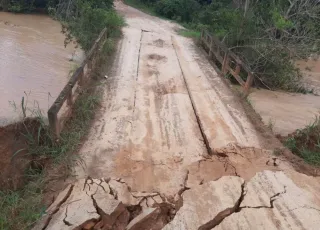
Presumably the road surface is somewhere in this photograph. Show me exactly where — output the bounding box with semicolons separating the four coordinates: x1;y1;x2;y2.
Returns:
34;2;320;230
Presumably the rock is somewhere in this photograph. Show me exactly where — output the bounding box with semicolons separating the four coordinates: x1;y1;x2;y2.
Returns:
64;196;100;228
32;185;74;230
82;219;98;230
163;176;244;230
126;207;167;230
108;179;142;205
93;192;127;224
216;171;320;230
44;179;105;230
153;195;163;204
34;178;124;230
131;192;159;198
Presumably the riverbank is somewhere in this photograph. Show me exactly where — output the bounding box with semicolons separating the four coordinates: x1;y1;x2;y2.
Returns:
0;12;84;126
0;34;120;229
0;2;124;229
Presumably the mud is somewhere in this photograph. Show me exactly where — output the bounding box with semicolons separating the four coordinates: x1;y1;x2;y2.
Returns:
0;12;83;126
0;119;42;190
248;89;320;136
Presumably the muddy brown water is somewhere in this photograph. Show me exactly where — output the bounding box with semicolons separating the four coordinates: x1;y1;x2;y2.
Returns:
0;12;83;126
296;57;320;94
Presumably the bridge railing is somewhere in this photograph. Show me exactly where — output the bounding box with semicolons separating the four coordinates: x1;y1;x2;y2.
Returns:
48;28;107;137
200;30;254;95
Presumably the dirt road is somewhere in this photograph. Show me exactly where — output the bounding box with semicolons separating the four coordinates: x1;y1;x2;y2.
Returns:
35;2;320;230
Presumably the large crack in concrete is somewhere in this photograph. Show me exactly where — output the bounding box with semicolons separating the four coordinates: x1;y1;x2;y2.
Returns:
171;35;213;157
37;169;320;230
199;184;288;229
41;184;74;230
239;186;287;210
198;182;246;230
131;29;143;118
39;176;184;230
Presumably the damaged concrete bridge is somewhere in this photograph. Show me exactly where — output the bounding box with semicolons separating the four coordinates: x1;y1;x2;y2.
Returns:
34;2;320;230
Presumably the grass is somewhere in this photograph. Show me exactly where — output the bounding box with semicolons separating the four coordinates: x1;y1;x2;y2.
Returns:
267;119;275;132
0;37;117;230
177;29;201;38
0;177;45;230
284;117;320;166
124;0;157;16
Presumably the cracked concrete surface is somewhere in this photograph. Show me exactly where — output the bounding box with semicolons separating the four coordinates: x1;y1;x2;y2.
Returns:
33;1;320;230
34;171;320;230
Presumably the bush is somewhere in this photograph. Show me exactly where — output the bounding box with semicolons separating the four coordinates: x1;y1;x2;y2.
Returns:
63;3;124;51
285;117;320;166
52;0;124;51
155;0;200;22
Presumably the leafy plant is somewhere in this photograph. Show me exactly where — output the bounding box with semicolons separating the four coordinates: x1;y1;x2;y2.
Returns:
285;117;320;166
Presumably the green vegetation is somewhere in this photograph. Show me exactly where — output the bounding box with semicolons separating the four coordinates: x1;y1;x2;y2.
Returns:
178;29;200;38
125;0;157;15
0;176;45;229
53;0;124;51
125;0;320;92
285;117;320;166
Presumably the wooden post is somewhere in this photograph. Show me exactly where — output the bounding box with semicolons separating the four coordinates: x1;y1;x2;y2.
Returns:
67;89;73;106
244;72;254;95
48;110;59;138
222;52;230;75
235;64;241;76
78;68;84;86
209;37;214;58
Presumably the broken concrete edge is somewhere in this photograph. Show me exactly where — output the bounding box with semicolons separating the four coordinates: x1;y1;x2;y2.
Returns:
41;184;75;229
35;176;183;230
165;171;314;230
197;181;245;230
35;170;319;230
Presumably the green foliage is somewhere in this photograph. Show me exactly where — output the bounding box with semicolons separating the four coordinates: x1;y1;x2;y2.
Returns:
6;0;35;12
285;117;320;166
0;176;44;230
178;29;200;38
55;0;124;51
271;10;293;30
124;0;157;15
155;0;200;22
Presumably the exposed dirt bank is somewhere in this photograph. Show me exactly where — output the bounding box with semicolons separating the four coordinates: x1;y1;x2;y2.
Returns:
0;119;41;190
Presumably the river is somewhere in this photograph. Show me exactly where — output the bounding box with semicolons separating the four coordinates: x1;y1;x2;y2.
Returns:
0;12;83;126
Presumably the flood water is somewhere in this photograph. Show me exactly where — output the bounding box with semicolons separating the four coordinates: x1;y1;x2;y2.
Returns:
0;12;83;126
296;57;320;94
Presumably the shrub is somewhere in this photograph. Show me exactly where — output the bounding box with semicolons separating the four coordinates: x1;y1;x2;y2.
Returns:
155;0;200;22
285;117;320;166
